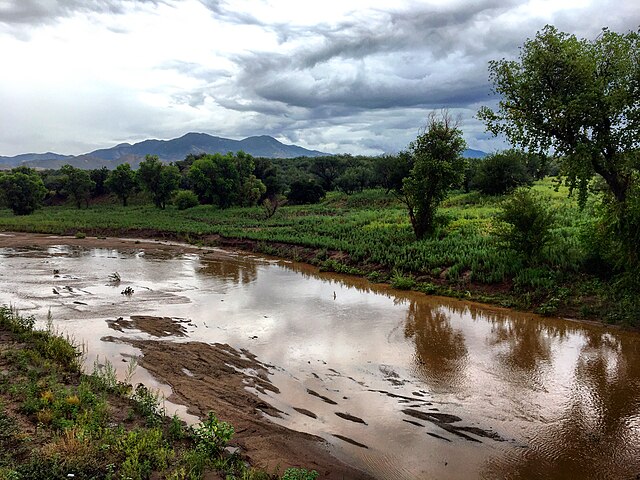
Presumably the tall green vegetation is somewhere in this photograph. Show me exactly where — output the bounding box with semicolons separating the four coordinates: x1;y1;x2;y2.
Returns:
473;150;532;195
0;167;47;215
137;155;180;209
60;164;95;209
106;163;137;206
478;25;640;274
399;111;466;239
188;152;266;208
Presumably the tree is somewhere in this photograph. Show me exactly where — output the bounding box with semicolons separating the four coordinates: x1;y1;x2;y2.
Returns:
188;152;265;208
137;155;180;209
473;150;532;195
286;178;325;204
400;112;467;239
309;156;347;191
60;164;95;208
0;167;47;215
478;25;640;205
90;166;110;197
106;163;137;206
373;152;414;193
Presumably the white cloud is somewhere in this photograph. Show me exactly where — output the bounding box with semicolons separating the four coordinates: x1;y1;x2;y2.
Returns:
0;0;638;156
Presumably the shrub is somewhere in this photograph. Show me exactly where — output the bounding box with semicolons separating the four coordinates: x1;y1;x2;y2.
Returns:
497;188;555;261
473;150;532;195
286;179;325;205
174;190;199;210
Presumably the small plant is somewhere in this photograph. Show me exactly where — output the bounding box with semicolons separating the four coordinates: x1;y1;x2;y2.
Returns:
74;231;86;239
108;272;121;284
390;270;415;290
174;190;199;210
282;467;319;480
191;412;234;457
121;286;134;296
131;384;163;426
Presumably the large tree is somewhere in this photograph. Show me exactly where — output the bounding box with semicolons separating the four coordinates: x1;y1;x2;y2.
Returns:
137;155;180;209
0;167;47;215
477;25;640;205
106;163;137;206
401;112;467;240
60;164;95;209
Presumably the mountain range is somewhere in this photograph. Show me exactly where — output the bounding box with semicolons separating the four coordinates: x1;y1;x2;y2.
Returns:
0;132;486;170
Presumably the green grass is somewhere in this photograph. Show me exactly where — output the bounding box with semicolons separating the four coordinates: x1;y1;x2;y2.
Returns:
0;181;627;322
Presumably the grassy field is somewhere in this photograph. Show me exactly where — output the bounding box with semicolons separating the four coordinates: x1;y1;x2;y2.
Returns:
0;179;625;323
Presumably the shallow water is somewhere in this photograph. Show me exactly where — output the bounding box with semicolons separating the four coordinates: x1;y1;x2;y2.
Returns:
1;238;639;479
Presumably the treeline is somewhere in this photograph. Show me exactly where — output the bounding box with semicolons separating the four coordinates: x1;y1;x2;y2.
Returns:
0;148;551;215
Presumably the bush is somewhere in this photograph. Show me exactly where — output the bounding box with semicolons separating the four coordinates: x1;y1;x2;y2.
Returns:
473;150;532;195
497;188;556;261
286;179;325;204
174;190;199;210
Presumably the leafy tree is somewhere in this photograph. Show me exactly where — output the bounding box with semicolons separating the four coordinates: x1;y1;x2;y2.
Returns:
336;165;373;194
60;164;95;208
0;167;47;215
478;25;640;205
400;112;467;239
473;150;532;195
137;155;180;209
373;152;414;193
89;166;110;197
188;152;265;208
286;178;325;204
106;163;137;206
253;157;285;200
309;156;347;191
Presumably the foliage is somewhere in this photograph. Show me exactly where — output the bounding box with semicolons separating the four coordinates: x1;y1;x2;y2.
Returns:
478;25;640;206
174;189;200;210
309;156;347;191
189;152;266;208
89;166;110;197
497;188;556;260
473;150;532;195
336;165;373;194
373;152;413;194
105;163;137;206
287;178;325;204
400;111;467;239
191;412;234;457
262;195;287;219
137;155;180;209
281;468;319;480
60;164;95;209
0;168;47;215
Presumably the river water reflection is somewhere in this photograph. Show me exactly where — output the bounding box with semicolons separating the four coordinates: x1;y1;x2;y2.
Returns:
0;238;639;479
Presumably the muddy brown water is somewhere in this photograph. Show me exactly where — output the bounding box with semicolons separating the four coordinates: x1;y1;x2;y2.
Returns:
1;233;639;479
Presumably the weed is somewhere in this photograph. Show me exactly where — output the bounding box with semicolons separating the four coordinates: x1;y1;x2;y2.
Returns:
281;467;319;480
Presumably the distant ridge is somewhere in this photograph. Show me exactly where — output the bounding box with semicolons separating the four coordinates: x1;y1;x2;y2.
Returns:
1;134;488;170
0;133;330;170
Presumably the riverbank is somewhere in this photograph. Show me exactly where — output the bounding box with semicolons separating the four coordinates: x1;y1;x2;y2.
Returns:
0;182;633;325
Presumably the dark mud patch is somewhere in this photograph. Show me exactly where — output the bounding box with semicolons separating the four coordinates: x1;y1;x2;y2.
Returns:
332;434;369;449
293;407;318;419
107;315;189;337
335;412;367;425
402;408;503;443
306;389;338;405
101;337;372;479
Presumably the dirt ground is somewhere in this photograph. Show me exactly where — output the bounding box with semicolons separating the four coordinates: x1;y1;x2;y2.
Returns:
0;232;374;479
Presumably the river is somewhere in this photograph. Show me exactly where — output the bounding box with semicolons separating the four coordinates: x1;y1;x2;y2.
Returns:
1;233;639;479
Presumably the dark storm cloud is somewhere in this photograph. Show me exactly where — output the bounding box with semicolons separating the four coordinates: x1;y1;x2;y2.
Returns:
0;0;167;26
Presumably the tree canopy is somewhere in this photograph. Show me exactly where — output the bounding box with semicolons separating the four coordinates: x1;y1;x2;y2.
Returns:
478;25;640;205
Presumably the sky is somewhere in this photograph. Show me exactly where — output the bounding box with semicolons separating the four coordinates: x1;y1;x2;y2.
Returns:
0;0;638;157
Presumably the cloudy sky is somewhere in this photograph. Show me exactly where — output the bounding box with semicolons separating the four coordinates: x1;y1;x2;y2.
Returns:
0;0;638;157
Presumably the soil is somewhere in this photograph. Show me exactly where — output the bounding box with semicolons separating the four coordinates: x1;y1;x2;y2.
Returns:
102;336;373;479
